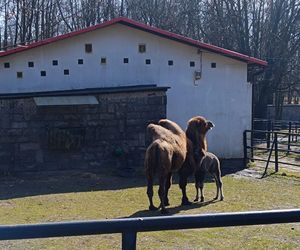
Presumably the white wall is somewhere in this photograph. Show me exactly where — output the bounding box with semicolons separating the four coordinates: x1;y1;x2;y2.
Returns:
0;24;251;158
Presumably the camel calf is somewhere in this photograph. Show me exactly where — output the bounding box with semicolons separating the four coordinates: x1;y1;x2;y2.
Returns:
194;152;224;202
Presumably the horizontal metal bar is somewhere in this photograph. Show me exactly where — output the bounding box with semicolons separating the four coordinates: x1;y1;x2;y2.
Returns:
0;209;300;240
245;130;299;137
248;157;300;167
253;119;300;124
246;146;300;155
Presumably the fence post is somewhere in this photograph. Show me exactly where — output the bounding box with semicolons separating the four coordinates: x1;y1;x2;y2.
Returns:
122;231;137;250
287;122;291;152
267;120;271;149
274;133;279;172
250;130;254;160
243;131;247;165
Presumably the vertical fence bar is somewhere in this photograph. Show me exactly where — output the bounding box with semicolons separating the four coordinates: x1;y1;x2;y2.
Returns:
267;120;271;149
122;231;137;250
271;121;274;140
250;130;254;160
274;133;279;172
243;131;247;165
295;125;298;142
288;122;291;152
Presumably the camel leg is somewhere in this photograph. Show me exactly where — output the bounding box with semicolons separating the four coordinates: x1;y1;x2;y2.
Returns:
147;177;158;211
194;178;199;202
213;175;219;200
164;172;172;206
196;171;205;202
179;174;191;206
158;176;168;214
217;176;224;201
213;173;224;201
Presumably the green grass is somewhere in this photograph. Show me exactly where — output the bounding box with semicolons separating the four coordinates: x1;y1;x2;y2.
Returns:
0;171;299;249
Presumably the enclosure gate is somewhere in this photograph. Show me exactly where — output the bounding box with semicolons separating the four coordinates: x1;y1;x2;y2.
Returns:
1;209;300;250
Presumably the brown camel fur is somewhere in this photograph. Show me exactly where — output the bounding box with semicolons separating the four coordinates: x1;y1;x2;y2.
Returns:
145;119;195;214
194;151;224;202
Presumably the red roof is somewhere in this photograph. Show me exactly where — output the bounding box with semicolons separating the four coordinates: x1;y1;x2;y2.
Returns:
0;17;267;66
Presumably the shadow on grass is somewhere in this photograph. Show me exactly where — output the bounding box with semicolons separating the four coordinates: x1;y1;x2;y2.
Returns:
0;159;244;200
220;159;246;176
0;170;146;200
127;199;221;218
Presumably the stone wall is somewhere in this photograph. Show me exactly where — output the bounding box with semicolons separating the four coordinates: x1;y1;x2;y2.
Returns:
267;105;300;121
0;88;167;175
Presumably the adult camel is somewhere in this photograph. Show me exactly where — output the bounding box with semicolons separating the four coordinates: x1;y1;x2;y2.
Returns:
145;116;214;214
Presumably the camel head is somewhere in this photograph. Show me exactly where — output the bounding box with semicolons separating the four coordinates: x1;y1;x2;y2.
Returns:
186;116;214;148
187;116;214;134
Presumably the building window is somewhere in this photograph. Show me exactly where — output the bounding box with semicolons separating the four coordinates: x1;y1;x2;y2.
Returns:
145;59;151;65
41;71;46;76
28;61;34;68
190;61;195;67
78;59;84;65
139;44;146;53
211;62;217;68
85;44;92;53
52;60;58;66
101;57;106;64
64;69;69;75
168;60;173;66
123;58;129;64
17;72;23;78
4;62;10;68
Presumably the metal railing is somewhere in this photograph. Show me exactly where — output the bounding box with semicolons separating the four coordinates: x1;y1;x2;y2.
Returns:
1;209;300;250
253;118;300;132
243;130;300;177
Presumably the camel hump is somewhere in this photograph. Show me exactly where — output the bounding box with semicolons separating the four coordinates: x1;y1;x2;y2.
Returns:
147;123;172;140
158;119;184;135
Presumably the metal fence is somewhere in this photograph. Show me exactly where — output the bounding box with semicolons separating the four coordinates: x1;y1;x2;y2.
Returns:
1;209;300;250
243;129;300;177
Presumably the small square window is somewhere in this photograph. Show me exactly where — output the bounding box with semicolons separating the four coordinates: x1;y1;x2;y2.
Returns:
28;61;34;68
52;60;58;66
211;62;217;68
17;72;23;78
4;62;10;68
168;60;173;66
85;44;92;53
190;61;195;67
146;59;151;65
78;59;84;65
139;44;146;53
64;69;69;75
123;58;129;64
101;57;106;64
41;71;46;76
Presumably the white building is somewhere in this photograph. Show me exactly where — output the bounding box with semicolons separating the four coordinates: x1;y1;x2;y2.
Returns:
0;17;267;159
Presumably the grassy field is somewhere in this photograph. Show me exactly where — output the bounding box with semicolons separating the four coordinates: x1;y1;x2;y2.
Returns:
0;169;299;250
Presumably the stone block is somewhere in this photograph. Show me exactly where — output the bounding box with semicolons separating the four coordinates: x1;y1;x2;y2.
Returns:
11;122;28;129
148;96;164;105
20;142;40;151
